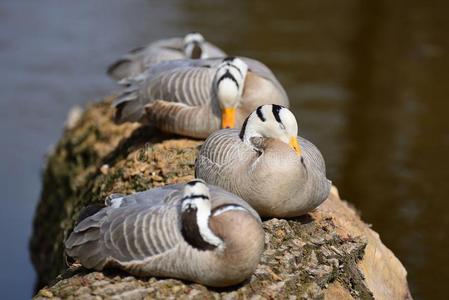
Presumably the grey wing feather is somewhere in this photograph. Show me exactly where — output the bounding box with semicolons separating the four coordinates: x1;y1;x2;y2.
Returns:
148;67;214;106
196;129;249;168
107;49;147;81
107;59;135;81
115;184;183;207
150;37;184;50
114;63;214;123
107;38;185;80
298;136;327;174
67;227;101;248
113;74;147;123
65;201;183;270
113;89;143;123
195;129;257;196
73;210;106;232
143;58;212;76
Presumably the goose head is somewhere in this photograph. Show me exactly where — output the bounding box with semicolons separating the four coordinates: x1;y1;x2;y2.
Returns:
181;179;222;250
239;104;301;156
180;179;261;253
214;57;248;129
181;180;264;285
183;32;206;59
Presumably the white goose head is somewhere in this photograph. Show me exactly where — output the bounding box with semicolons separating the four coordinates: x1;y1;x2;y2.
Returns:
214;57;249;129
239;104;301;156
181;179;223;250
183;32;207;59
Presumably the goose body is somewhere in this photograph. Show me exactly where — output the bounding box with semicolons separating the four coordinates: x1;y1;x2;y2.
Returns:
195;105;331;217
107;33;226;81
65;180;264;287
114;57;289;138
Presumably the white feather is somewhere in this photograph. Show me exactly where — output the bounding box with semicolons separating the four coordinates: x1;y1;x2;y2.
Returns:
214;58;248;109
212;205;248;217
183;33;205;45
182;180;223;247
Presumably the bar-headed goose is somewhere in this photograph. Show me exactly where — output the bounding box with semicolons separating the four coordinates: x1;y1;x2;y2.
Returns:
107;32;226;81
65;179;264;287
113;57;289;138
195;105;331;217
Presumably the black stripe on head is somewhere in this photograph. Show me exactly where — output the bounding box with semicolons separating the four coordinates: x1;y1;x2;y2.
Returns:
272;104;285;124
221;57;244;77
239;114;250;140
223;56;236;62
227;64;243;77
216;70;240;89
187;180;203;186
256;106;266;122
181;205;217;251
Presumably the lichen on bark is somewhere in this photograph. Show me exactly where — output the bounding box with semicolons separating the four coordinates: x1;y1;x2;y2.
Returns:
31;96;411;299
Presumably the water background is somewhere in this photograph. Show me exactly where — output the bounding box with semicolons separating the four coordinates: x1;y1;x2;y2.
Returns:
0;1;447;299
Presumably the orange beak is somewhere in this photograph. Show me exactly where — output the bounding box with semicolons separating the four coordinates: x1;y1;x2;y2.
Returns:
289;136;301;156
221;107;236;129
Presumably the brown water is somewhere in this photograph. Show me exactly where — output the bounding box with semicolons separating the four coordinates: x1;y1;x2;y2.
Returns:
0;1;447;298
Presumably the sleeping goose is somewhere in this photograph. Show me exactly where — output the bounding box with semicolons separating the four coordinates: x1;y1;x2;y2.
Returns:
195;105;331;217
114;57;289;138
107;32;226;81
65;179;264;287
